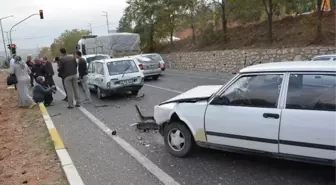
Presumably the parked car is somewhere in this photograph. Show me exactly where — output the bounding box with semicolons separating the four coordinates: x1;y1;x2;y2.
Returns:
77;54;110;83
87;57;144;99
153;61;336;166
141;53;166;71
131;55;161;80
311;54;336;61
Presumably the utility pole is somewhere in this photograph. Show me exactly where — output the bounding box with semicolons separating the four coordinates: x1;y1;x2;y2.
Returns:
102;11;109;33
88;23;92;34
0;15;14;58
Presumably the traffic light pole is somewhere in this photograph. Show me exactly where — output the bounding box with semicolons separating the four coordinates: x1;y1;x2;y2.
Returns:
0;15;14;58
9;13;38;56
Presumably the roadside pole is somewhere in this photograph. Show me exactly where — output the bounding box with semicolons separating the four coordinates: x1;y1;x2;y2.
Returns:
9;10;43;57
0;15;14;58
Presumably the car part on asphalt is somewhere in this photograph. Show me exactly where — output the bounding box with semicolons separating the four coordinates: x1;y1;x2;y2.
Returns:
134;104;159;131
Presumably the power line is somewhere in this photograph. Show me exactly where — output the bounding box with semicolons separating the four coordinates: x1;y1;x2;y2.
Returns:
0;35;52;43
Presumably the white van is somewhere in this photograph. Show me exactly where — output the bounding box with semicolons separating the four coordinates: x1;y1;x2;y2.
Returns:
87;57;144;99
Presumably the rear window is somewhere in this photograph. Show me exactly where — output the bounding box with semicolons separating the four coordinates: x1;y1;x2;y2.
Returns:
86;55;110;63
107;60;139;75
143;54;162;62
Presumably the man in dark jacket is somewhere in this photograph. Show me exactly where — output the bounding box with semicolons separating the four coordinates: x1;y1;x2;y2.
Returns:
56;57;67;101
76;51;92;103
59;48;81;108
33;76;56;106
26;55;34;87
42;56;55;86
32;58;45;81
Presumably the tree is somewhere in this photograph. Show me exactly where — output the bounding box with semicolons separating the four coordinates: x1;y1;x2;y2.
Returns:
50;29;90;57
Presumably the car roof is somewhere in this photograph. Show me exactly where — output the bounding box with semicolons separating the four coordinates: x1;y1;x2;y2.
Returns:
83;54;109;58
240;61;336;73
129;55;152;61
94;57;135;63
312;54;336;58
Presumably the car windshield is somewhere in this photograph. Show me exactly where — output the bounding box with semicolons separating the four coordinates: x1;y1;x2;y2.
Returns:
143;54;162;62
86;55;110;63
106;60;139;75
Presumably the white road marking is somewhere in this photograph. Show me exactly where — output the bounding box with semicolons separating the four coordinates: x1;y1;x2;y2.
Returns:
163;72;230;80
144;84;183;94
56;87;181;185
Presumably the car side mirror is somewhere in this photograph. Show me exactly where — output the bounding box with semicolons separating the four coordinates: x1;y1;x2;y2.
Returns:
211;96;230;105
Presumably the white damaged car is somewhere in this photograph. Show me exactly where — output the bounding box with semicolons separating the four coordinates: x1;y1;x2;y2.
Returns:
153;61;336;166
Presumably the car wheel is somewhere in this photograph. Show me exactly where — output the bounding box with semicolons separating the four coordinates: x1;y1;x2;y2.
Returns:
96;86;104;99
152;75;159;80
164;121;194;157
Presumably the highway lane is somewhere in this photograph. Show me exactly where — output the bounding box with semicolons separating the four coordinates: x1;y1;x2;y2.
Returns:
50;68;335;185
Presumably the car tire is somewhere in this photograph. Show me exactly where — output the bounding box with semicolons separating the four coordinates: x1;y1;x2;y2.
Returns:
96;86;104;99
152;75;159;80
163;121;194;158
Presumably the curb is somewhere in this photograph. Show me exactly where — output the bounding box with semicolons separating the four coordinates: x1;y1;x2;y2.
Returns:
38;103;85;185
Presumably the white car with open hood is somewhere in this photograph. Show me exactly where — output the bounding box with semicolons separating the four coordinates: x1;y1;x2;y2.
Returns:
153;61;336;166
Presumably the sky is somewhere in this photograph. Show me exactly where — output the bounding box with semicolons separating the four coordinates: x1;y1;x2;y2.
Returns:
0;0;128;51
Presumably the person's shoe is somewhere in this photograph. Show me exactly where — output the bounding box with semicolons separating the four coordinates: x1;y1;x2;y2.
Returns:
75;104;80;107
62;97;68;101
67;106;74;109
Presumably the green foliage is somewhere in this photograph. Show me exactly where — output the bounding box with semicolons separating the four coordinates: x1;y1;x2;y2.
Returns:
50;29;90;57
117;0;326;50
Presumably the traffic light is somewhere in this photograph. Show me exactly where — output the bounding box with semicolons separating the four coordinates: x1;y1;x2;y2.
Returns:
10;44;16;55
39;10;43;19
7;44;10;50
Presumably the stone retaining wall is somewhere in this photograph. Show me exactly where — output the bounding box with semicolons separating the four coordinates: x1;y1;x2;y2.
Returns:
161;47;335;73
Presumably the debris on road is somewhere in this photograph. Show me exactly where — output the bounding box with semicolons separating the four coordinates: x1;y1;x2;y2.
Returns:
50;113;61;117
134;104;159;131
111;130;117;135
94;104;109;108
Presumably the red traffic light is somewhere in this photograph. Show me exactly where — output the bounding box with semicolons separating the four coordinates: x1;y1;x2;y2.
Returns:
39;10;44;19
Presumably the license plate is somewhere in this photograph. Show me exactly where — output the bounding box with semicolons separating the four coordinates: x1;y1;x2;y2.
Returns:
120;79;134;85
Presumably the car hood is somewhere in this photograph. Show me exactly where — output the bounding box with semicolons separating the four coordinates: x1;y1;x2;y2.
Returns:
159;85;222;105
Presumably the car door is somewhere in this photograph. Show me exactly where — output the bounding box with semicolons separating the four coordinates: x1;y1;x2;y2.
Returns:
87;62;94;89
94;62;105;88
205;73;285;153
280;73;336;162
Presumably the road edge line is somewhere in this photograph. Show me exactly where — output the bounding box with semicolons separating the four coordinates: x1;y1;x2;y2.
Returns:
38;103;85;185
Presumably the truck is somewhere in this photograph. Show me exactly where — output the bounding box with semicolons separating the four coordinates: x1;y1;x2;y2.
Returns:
76;33;141;58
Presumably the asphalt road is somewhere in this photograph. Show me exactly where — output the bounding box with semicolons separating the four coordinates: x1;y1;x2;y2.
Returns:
47;67;335;185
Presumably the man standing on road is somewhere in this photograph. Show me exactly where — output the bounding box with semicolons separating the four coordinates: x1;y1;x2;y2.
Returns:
32;58;45;81
76;51;92;104
42;56;55;87
26;55;34;87
59;48;81;109
55;57;67;101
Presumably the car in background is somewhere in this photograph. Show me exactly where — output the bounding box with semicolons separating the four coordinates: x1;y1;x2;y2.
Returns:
87;57;144;99
131;55;161;80
311;54;336;61
152;61;336;166
141;53;166;71
77;54;110;83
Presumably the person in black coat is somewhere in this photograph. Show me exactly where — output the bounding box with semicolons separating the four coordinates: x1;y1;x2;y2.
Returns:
26;55;34;87
42;56;55;86
32;58;45;81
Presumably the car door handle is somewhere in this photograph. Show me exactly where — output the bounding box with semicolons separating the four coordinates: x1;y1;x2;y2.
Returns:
263;113;280;119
